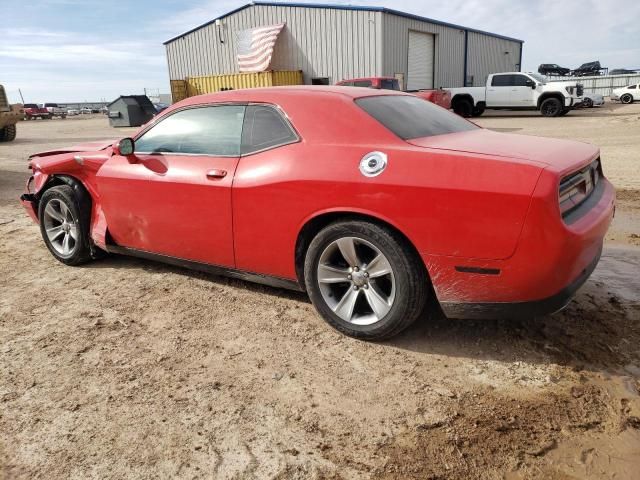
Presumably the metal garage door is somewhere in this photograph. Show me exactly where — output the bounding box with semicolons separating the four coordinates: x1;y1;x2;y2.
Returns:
407;31;434;90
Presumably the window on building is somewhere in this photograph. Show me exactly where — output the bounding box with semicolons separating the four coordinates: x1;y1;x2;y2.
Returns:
241;105;298;155
312;78;330;85
135;105;245;156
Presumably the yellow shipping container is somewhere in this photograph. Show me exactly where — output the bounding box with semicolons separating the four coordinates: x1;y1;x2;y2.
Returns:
170;71;303;103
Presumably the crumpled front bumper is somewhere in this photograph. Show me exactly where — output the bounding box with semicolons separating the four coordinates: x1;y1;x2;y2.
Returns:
20;193;39;222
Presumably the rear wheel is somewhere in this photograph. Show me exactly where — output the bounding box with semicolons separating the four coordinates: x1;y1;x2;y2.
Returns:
471;104;485;117
540;97;563;117
304;221;428;340
621;94;634;104
0;124;16;142
453;99;473;117
39;185;92;266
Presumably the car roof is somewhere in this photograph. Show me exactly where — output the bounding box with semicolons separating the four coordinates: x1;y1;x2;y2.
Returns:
177;85;409;107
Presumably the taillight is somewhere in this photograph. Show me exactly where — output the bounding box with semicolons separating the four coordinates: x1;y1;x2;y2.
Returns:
559;159;600;217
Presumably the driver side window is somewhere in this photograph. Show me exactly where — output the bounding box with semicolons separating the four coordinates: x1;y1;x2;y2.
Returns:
135;105;245;156
512;75;531;86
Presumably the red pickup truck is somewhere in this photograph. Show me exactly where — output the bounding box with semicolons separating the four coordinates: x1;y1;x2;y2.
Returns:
335;76;452;110
24;103;51;120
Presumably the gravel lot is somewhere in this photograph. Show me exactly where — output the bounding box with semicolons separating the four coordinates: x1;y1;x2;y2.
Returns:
1;106;639;479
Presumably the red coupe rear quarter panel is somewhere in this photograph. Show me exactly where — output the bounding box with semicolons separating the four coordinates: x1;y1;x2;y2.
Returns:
231;90;542;279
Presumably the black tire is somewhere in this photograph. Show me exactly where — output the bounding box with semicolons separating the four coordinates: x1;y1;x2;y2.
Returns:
621;94;634;104
582;98;593;108
0;124;16;142
558;108;570;116
304;220;428;340
453;99;473;117
38;185;92;266
471;105;485;117
540;97;563;117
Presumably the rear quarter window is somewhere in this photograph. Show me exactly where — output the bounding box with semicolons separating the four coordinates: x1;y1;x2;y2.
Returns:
241;105;298;154
356;95;478;140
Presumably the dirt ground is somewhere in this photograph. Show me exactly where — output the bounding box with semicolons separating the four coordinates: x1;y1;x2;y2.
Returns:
1;106;639;479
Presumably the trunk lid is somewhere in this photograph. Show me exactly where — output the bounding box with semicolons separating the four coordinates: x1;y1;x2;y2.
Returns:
407;129;599;174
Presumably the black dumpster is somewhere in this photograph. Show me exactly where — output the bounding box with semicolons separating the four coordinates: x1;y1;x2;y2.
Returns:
107;95;156;127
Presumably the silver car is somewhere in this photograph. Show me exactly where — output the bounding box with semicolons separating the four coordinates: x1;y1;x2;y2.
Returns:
582;92;604;108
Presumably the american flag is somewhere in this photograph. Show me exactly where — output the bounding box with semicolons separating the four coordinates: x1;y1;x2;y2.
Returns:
236;23;285;72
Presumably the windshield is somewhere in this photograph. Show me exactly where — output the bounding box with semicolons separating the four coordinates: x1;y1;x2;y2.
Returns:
356;95;478;140
528;73;547;84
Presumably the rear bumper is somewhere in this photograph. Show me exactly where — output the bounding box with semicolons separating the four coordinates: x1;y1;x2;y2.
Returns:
439;244;602;319
426;176;615;320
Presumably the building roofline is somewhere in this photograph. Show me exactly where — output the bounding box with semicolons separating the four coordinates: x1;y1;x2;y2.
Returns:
163;1;525;45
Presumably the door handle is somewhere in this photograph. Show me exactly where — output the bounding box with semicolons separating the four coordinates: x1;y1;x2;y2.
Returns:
206;169;227;179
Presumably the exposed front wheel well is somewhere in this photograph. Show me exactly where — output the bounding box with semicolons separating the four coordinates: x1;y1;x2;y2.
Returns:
294;212;427;289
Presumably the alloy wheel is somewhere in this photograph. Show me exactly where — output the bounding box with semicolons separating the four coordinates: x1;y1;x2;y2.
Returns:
43;198;79;257
316;236;396;325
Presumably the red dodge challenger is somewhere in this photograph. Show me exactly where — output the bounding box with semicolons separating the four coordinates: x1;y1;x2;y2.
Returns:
20;86;615;340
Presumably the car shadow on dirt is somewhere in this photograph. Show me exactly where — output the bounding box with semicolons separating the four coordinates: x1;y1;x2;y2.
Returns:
391;282;639;374
83;251;640;375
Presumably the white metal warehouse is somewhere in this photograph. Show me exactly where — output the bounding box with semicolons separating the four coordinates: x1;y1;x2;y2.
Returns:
164;1;524;90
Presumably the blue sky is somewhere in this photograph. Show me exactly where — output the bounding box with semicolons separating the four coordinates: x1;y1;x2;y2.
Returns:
2;0;639;103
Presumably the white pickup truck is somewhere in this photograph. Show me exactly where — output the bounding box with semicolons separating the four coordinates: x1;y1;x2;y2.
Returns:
41;103;67;119
447;72;583;118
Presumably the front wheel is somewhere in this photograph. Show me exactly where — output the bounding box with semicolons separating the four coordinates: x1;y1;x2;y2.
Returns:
582;98;593;108
558;108;570;116
304;221;428;340
0;124;16;142
540;98;563;117
621;94;634;104
38;185;92;266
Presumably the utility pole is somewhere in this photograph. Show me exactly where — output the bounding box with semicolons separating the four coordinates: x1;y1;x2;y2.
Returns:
18;89;25;103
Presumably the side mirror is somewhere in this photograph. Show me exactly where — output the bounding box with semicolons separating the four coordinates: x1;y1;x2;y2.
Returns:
115;137;135;156
525;80;536;89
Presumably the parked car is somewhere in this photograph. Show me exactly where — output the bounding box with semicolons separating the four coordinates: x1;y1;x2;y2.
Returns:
447;72;583;117
581;92;604;108
66;109;80;116
80;107;92;114
42;103;66;119
336;76;451;109
572;61;603;77
610;69;637;75
23;103;50;120
411;89;452;110
538;64;571;76
610;83;639;104
336;76;400;90
20;87;614;340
